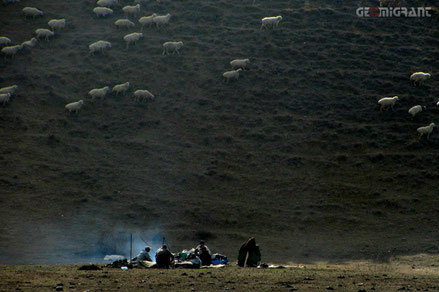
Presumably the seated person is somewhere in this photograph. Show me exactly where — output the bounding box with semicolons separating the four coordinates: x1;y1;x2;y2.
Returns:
155;245;174;269
195;240;212;266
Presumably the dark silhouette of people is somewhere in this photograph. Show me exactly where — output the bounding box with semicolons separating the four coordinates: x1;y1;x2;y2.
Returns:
195;240;212;266
155;244;174;269
237;237;261;267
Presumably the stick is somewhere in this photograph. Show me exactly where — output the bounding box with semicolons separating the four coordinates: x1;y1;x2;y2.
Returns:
130;233;133;263
244;251;249;267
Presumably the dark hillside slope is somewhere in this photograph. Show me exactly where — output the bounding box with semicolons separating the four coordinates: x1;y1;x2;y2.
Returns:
1;0;439;264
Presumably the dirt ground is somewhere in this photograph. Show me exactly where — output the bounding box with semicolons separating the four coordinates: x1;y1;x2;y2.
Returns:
2;254;439;291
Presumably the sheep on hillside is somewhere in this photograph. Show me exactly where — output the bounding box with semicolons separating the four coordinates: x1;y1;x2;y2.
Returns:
162;41;183;55
89;40;111;54
89;87;110;99
112;82;130;95
230;59;250;70
35;28;55;41
134;89;154;101
124;32;143;48
48;19;66;31
260;16;282;30
139;13;157;30
417;123;436;139
0;85;18;95
123;4;141;17
0;37;11;47
21;38;38;49
65;100;84;114
410;72;431;86
93;7;113;17
22;7;44;18
1;45;22;58
223;69;243;83
378;96;399;111
153;13;171;28
115;19;135;29
408;105;425;118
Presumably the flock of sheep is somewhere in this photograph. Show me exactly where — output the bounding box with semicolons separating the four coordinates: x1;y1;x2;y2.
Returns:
377;72;436;140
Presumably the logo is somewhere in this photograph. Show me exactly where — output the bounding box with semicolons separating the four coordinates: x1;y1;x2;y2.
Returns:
356;7;432;17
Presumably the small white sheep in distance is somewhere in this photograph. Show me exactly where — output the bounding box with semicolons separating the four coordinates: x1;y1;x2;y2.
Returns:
139;13;157;31
89;40;112;55
0;37;11;47
410;72;431;86
417;123;436;139
0;93;11;105
378;96;399;111
123;4;141;17
65;100;84;113
112;82;130;95
408;105;425;118
97;0;119;7
134;89;154;101
162;41;183;55
35;29;55;41
1;45;23;58
21;38;38;49
153;13;171;28
230;58;250;70
223;69;243;83
124;32;143;49
0;85;18;95
48;19;66;31
93;7;113;17
89;87;110;99
115;19;135;29
23;7;44;18
260;16;282;30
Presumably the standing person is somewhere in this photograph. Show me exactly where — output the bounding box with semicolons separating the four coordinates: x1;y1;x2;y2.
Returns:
155;244;174;269
237;237;261;267
195;240;212;266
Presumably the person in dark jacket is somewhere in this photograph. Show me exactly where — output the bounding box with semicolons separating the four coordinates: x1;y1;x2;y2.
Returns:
155;245;174;269
195;240;212;266
237;237;261;267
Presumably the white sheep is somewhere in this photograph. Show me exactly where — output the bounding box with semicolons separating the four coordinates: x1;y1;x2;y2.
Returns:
22;7;44;18
21;38;38;49
124;32;143;48
408;105;425;117
153;13;171;28
48;19;66;31
162;41;183;55
93;7;114;17
35;28;55;41
96;0;119;7
0;37;11;47
112;82;130;95
89;40;112;55
223;69;243;83
115;19;135;29
378;96;399;111
123;4;141;17
1;45;23;58
134;89;154;101
417;123;436;139
0;93;11;105
230;58;250;70
0;85;18;95
260;16;282;30
410;72;431;86
139;13;157;30
65;100;84;113
89;87;110;99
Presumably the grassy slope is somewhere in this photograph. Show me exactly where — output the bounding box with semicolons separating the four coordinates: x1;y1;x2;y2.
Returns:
0;0;439;264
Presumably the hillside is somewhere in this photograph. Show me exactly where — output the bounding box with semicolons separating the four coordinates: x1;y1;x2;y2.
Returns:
1;0;439;265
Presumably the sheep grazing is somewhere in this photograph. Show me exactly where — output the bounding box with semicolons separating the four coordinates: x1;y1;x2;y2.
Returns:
1;45;23;58
21;38;38;49
134;89;154;101
0;85;18;95
260;16;282;30
139;13;157;31
417;123;436;139
124;32;143;49
89;87;110;100
223;69;243;83
162;41;183;55
93;7;113;17
0;93;11;105
115;19;135;29
153;13;171;28
48;19;66;31
410;72;431;86
35;28;55;41
96;0;119;7
112;82;130;95
378;96;399;111
65;100;84;114
22;7;44;18
123;4;141;17
0;37;11;47
230;58;250;70
89;40;111;55
408;105;425;118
